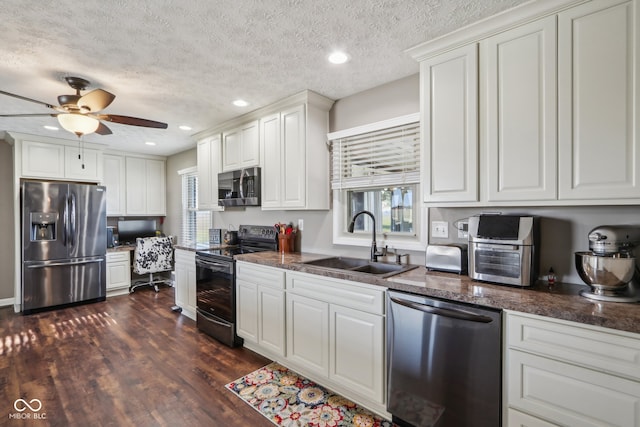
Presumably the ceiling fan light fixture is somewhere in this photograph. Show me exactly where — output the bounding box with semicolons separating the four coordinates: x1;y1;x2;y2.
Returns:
57;113;100;136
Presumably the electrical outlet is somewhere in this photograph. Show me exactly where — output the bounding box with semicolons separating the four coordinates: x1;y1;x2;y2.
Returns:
431;221;448;238
458;221;469;239
298;219;304;231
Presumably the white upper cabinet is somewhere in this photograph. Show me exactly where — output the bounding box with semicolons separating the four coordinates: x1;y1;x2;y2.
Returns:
125;156;166;216
197;135;223;211
482;16;557;202
261;103;330;210
222;120;259;171
18;138;103;182
410;0;639;206
558;0;640;200
421;44;478;203
103;154;126;216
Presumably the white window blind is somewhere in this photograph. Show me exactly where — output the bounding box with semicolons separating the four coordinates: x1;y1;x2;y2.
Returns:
179;167;211;245
330;119;420;190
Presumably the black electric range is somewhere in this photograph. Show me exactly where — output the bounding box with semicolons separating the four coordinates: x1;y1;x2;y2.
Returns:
194;225;277;347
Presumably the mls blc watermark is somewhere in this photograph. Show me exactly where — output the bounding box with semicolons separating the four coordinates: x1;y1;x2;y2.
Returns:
8;398;46;420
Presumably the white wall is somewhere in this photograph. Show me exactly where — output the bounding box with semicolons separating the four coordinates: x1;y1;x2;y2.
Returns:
430;206;640;286
167;74;422;261
0;140;15;299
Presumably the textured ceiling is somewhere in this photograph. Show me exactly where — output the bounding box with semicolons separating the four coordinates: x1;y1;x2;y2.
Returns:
0;0;527;156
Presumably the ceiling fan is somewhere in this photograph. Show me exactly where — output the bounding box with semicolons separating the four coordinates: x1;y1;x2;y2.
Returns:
0;76;168;137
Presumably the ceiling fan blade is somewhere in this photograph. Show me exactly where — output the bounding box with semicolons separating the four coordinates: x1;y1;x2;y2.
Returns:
97;114;168;129
77;89;115;112
95;122;113;135
0;90;59;110
0;113;58;117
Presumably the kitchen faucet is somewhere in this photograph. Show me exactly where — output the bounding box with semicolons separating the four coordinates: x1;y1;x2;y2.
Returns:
348;210;387;262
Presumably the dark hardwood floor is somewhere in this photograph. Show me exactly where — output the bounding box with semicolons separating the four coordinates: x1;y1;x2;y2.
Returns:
0;288;272;426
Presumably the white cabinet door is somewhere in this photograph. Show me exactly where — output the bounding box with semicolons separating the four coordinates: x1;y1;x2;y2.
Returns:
106;251;131;292
222;120;259;171
558;0;640;200
330;304;384;404
483;16;557;202
174;249;196;320
125;157;166;216
236;278;259;343
286;293;330;378
145;159;166;215
64;146;102;181
258;286;286;357
197;135;223;210
103;154;126;216
260;113;281;208
125;157;146;215
421;43;478;203
21;140;65;179
281;105;306;208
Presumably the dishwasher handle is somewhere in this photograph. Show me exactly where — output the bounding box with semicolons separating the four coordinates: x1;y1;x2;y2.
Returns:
390;295;494;323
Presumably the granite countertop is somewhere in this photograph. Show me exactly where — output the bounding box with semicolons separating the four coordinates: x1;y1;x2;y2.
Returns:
235;251;640;335
173;243;227;251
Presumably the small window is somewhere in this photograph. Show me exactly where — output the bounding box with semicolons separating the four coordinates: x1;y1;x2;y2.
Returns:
179;167;211;245
329;114;426;251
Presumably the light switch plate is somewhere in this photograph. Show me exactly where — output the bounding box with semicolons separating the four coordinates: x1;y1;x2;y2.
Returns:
431;221;448;238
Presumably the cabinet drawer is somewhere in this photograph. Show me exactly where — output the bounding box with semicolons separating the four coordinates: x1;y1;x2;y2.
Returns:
506;311;640;381
286;271;385;315
508;350;640;427
236;262;285;289
107;252;130;263
508;408;559;427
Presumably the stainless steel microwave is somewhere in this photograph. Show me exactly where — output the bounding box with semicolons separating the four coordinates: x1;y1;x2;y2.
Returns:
217;167;261;207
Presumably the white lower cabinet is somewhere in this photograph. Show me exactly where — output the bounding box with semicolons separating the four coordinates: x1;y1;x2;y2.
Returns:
286;271;387;416
174;249;196;320
236;261;286;358
235;263;388;418
106;251;131;296
505;311;640;426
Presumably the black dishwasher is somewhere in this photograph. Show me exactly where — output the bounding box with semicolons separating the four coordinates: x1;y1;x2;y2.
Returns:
387;290;502;427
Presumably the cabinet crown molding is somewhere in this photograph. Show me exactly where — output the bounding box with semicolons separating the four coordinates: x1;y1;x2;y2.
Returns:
193;89;334;141
6;131;108;151
406;0;590;61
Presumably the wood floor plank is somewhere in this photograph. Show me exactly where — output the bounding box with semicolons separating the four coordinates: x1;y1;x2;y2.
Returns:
0;288;272;426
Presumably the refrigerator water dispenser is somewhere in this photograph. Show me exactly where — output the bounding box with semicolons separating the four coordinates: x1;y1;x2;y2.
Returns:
30;212;58;241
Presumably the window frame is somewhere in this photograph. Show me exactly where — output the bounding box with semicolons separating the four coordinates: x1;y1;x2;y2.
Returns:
328;113;427;252
178;166;211;246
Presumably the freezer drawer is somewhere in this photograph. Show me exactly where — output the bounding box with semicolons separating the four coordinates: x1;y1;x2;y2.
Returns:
22;257;106;313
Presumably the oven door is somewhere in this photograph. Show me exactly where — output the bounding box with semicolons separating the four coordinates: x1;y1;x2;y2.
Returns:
195;256;242;347
195;256;234;322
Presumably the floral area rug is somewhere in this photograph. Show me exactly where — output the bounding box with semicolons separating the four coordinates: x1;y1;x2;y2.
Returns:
225;362;395;427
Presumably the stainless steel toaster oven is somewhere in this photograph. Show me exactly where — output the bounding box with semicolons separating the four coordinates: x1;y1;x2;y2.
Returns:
468;214;539;286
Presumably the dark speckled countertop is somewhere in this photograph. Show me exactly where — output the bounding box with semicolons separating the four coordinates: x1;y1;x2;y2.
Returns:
235;251;640;335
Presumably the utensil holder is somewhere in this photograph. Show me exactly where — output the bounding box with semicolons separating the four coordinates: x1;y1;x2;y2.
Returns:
278;234;294;253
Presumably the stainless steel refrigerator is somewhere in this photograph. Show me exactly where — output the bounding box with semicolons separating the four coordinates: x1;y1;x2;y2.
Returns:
21;181;107;314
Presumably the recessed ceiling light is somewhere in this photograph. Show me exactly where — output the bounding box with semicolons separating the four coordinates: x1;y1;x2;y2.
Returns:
328;51;350;64
44;125;58;131
233;99;249;107
145;141;156;146
179;125;192;131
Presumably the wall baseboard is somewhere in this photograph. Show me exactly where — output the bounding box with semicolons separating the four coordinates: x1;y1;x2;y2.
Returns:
0;297;15;308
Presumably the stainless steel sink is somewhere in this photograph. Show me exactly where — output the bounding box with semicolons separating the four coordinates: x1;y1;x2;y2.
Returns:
302;256;418;278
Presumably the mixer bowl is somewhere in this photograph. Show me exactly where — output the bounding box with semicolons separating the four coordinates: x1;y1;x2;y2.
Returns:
575;251;636;295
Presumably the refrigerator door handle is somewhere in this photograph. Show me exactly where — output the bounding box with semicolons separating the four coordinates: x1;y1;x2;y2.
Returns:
63;196;69;246
389;296;494;323
70;192;77;247
26;258;105;269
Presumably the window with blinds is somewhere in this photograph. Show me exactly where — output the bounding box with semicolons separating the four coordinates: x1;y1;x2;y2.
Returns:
329;115;421;237
330;120;420;190
180;168;211;245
